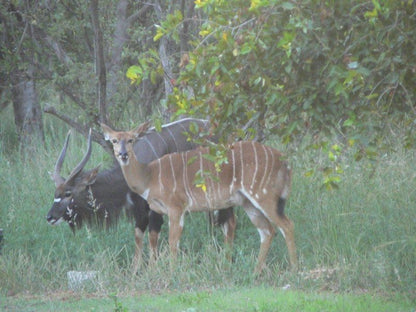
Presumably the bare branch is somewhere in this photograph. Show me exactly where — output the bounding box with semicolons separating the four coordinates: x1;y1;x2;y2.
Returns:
126;3;152;25
44;104;112;154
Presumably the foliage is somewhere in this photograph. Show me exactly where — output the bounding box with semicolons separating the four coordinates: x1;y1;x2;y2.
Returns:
136;0;416;186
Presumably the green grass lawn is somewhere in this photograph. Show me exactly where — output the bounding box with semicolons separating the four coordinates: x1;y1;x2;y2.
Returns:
2;287;414;312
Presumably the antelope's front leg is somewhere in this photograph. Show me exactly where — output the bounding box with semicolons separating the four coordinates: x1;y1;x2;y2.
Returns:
132;227;144;273
168;208;185;259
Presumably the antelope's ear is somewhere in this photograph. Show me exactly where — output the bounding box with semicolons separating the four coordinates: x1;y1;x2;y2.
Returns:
132;121;151;138
100;123;113;141
82;165;101;186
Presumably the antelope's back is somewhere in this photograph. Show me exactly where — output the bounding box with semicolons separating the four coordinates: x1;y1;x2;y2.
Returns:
133;118;210;164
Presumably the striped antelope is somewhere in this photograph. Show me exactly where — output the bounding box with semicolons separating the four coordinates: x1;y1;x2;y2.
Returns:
101;122;297;272
47;129;151;271
47;119;235;271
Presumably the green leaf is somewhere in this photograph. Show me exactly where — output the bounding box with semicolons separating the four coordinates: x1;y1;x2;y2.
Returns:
153;25;165;41
126;66;142;84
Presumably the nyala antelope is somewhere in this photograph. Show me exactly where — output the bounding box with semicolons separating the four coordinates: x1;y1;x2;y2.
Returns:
102;121;297;273
47;129;151;270
47;119;236;270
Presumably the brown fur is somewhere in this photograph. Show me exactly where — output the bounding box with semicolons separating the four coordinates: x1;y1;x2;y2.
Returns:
102;123;297;273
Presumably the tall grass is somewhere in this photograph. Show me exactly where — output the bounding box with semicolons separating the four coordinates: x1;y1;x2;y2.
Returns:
0;113;415;298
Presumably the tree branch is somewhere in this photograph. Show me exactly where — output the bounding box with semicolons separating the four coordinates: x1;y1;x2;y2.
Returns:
44;104;112;154
126;3;152;25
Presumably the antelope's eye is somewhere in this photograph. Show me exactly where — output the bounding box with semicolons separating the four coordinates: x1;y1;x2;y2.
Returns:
112;139;118;144
65;191;72;198
128;139;134;144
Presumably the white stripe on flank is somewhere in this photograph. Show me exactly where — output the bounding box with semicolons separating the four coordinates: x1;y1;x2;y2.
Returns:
259;144;269;192
230;148;236;194
54;198;62;203
239;142;244;190
166;128;179;151
216;168;221;203
156;132;169;150
144;137;159;158
265;146;275;187
181;154;193;207
186;153;198;207
200;151;211;207
178;123;188;134
250;141;258;191
169;154;177;193
158;158;163;193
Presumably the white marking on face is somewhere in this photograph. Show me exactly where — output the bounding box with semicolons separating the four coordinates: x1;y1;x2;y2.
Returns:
54;198;61;203
66;207;73;216
262;188;267;194
118;157;129;166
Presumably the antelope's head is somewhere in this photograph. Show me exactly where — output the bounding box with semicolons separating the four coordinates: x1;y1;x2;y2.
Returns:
47;129;100;229
101;121;151;166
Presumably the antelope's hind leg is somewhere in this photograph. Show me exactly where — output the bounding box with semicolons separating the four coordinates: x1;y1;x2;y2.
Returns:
167;208;185;260
242;201;275;274
262;198;297;271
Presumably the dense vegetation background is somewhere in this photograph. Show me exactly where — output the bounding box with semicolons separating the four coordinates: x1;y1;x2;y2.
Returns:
0;0;415;305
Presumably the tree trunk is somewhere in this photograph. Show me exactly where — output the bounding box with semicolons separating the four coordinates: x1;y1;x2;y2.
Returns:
154;0;174;122
90;0;107;124
11;69;44;152
106;0;128;108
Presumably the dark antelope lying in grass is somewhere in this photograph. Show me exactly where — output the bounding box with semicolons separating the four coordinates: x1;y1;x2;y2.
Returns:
47;119;235;270
102;121;297;273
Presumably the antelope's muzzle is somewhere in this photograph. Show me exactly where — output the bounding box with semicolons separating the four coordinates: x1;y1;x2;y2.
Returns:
119;152;129;162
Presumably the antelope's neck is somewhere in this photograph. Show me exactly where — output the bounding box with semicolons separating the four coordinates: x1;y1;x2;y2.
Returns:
120;158;151;198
